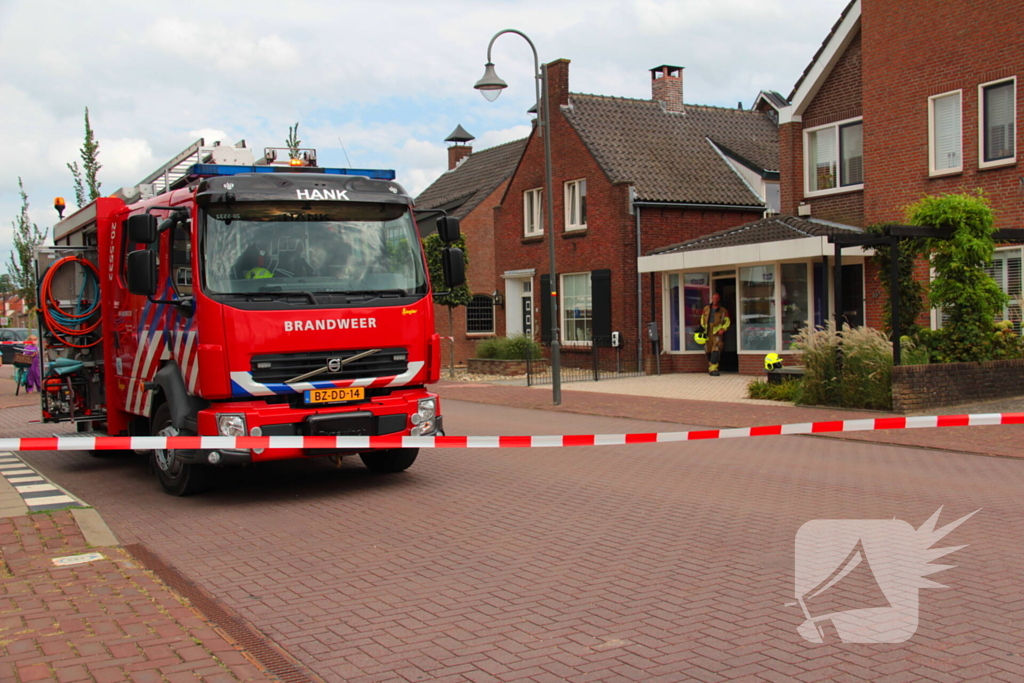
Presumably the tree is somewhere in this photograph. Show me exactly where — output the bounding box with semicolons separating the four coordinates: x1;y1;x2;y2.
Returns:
0;273;15;326
907;190;1006;363
7;178;49;310
423;233;471;377
67;107;101;206
286;122;301;160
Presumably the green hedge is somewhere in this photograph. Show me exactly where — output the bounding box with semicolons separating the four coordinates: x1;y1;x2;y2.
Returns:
475;334;544;360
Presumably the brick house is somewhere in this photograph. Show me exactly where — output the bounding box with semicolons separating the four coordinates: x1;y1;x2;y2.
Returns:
641;0;1023;373
415;127;526;365
492;60;778;373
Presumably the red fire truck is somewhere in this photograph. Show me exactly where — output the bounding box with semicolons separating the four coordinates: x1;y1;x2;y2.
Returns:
37;140;464;495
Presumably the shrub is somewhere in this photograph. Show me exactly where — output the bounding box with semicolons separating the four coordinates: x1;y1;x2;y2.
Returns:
747;378;803;402
899;335;931;366
908;191;1007;363
474;334;543;360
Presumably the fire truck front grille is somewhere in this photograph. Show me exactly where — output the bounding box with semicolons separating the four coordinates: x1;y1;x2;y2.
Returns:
250;348;409;384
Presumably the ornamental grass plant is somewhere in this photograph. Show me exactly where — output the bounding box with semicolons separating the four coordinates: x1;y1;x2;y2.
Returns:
791;322;893;411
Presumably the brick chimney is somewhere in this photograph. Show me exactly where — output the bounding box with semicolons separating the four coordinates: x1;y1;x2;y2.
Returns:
544;59;571;108
445;124;475;170
651;65;684;112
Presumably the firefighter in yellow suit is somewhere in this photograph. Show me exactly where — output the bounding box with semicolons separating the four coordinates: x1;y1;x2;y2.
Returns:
699;292;731;376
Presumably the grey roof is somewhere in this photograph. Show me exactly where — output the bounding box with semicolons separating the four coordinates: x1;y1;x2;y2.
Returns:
649;215;862;255
756;90;789;109
414;138;527;219
563;94;778;205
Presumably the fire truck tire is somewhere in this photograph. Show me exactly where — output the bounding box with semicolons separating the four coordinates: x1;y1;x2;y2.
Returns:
359;448;418;473
150;403;213;496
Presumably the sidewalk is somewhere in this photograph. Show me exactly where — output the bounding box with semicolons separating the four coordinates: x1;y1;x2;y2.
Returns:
0;366;299;683
437;373;1024;459
0;510;273;682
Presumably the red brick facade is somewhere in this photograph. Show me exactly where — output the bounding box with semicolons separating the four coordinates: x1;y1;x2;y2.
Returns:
860;0;1022;230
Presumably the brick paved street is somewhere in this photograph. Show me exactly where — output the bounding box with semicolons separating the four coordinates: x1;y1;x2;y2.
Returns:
0;510;273;683
6;395;1024;682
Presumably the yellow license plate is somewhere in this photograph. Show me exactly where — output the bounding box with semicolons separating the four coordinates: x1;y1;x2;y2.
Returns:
305;387;365;404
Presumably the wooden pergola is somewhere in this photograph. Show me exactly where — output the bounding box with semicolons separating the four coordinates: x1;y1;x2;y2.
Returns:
828;227;1024;365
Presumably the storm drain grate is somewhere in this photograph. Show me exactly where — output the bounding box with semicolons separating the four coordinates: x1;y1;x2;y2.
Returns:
126;543;322;683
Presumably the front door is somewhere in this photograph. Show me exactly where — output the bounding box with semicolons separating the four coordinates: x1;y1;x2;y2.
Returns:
521;278;533;335
714;278;739;372
841;264;864;328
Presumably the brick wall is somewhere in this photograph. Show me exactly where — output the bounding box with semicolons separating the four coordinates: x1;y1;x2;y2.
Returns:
781;32;865;226
892;359;1024;413
861;0;1022;229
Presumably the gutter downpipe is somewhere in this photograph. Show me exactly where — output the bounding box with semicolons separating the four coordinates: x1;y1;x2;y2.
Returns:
636;204;643;374
632;200;765;212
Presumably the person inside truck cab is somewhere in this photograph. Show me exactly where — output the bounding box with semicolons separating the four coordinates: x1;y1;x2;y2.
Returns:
234;241;275;279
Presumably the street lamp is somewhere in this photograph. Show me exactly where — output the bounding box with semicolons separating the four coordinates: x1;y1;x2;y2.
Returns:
475;29;561;405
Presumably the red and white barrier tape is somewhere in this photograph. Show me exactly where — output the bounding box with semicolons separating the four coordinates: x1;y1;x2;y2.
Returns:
5;413;1024;452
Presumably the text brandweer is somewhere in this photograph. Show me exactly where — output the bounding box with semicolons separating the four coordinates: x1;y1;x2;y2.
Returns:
284;318;377;332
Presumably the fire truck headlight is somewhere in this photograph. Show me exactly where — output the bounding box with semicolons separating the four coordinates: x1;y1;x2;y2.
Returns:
217;414;247;438
416;398;436;422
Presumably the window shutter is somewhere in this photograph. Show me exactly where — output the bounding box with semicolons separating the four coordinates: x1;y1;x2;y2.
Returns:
540;273;552;343
933;93;961;170
591;269;612;347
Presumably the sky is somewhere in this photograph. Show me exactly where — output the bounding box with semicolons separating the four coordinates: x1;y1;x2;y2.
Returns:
0;0;851;268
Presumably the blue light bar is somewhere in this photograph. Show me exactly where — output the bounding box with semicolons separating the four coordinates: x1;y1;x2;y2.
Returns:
186;164;396;181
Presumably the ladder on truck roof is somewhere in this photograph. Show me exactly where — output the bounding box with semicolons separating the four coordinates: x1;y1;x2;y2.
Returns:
137;138;252;196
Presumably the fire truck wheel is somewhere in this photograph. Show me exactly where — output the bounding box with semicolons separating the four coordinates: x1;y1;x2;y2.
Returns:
359;448;418;473
150;403;213;496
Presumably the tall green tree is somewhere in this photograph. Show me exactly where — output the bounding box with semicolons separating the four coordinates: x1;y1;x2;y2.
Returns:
423;233;471;377
286;122;301;160
67;106;102;206
7;178;49;310
908;190;1006;362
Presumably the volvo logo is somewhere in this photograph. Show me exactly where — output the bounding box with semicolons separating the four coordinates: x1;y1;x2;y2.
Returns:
327;358;342;372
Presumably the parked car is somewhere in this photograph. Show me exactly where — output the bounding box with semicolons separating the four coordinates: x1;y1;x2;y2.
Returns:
0;328;30;364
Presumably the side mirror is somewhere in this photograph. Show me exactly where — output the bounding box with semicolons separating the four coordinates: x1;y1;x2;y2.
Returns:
127;249;158;296
441;247;465;289
437;216;461;243
127;214;158;244
159;209;190;234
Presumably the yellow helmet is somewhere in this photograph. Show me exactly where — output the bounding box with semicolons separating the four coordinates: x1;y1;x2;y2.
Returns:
245;267;274;279
764;353;783;371
693;329;708;345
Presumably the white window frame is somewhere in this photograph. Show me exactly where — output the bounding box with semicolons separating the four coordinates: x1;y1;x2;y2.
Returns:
564;178;587;231
978;77;1016;169
803;116;864;198
928;89;963;177
523;188;543;237
560;272;592;347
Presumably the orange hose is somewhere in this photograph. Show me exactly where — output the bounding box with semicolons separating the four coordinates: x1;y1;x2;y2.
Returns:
41;256;102;348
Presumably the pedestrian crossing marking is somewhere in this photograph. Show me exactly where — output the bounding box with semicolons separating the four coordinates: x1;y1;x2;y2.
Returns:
0;451;86;512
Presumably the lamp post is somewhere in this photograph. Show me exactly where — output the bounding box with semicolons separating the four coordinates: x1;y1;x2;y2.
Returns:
475;29;561;405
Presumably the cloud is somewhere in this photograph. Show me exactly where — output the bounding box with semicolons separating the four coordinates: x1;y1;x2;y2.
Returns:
0;0;851;265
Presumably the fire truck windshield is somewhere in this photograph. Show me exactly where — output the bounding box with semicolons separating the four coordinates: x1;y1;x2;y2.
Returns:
202;202;427;297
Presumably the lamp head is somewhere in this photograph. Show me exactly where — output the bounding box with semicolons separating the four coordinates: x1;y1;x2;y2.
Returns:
474;62;507;102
